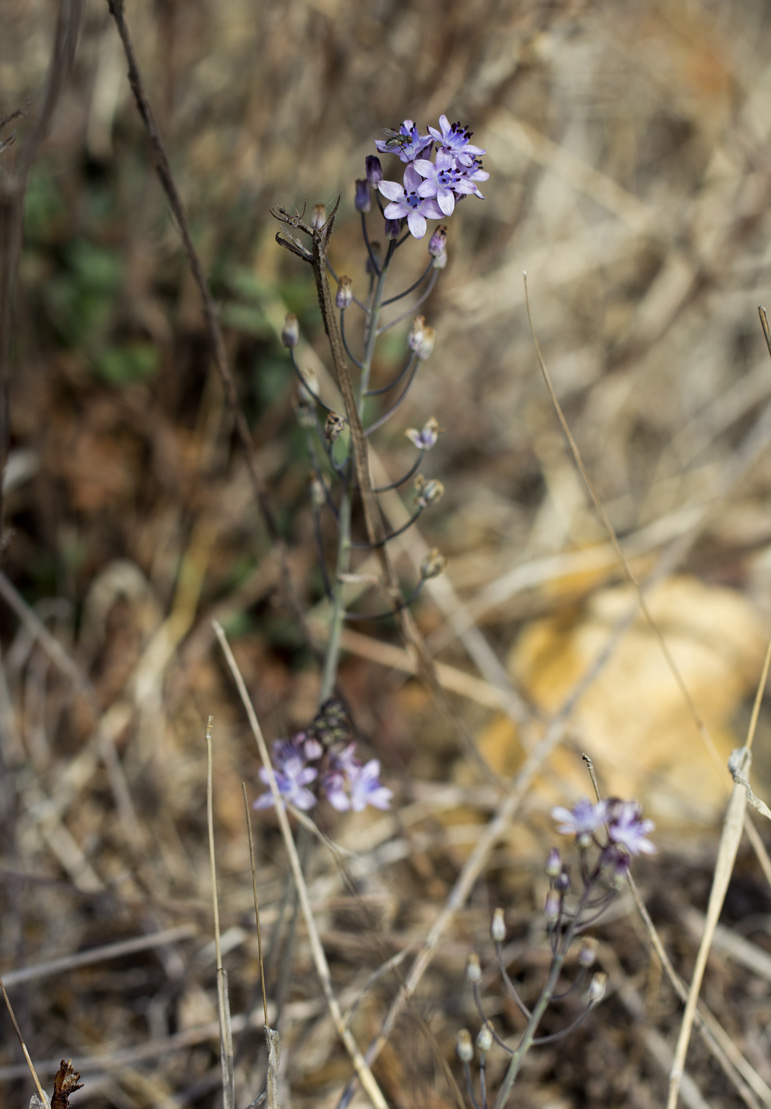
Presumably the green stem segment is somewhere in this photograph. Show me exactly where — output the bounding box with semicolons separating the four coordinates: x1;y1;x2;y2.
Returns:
317;248;393;703
492;883;594;1109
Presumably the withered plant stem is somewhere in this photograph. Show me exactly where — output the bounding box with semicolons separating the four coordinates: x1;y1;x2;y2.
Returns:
105;0;306;634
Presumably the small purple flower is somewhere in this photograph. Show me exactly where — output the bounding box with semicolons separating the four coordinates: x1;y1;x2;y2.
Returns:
322;748;393;812
552;798;608;839
606;800;656;856
545;847;562;878
255;738;319;811
378;164;444;240
375;120;432;163
427;115;486;167
453;159;489;200
348;760;393;812
414;150;462;216
405;416;440;451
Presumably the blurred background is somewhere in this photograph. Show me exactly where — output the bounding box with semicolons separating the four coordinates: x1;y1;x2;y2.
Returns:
3;0;771;1106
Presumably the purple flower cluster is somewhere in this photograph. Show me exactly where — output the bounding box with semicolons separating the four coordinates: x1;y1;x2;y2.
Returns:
255;730;393;814
373;115;489;240
552;797;656;859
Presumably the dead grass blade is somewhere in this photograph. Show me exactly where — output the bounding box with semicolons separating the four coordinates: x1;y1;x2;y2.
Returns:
213;621;389;1109
1;973;49;1105
242;783;281;1109
206;715;235;1109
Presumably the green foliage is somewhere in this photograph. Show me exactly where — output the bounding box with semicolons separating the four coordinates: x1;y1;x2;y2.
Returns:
92;341;159;386
44;237;124;349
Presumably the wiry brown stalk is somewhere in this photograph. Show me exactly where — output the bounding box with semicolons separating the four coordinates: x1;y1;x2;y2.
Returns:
105;0;307;633
0;0;83;562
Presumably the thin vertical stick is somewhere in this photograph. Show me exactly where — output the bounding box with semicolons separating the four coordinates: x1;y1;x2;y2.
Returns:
214;622;388;1109
206;716;235;1109
105;0;305;633
242;784;281;1109
667;635;771;1109
0;974;48;1105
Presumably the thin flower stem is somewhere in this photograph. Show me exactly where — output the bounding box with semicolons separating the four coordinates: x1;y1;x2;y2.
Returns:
349;504;424;548
361;210;381;276
492;883;593;1109
372;450;423;492
470;984;516;1056
463;1063;482;1109
312;504;334;601
290;350;333;413
530;1000;598;1045
319;477;353;701
340;311;364;369
381;258;434;306
365;352;417;397
493;943;531;1019
377;269;438;334
364;356;421;435
342;575;425;621
318;245;393;698
479;1056;489;1109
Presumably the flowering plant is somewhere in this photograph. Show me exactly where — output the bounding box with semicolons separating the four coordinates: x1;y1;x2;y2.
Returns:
375;116;488;238
459;797;655;1109
254;699;393;813
264;114;488;815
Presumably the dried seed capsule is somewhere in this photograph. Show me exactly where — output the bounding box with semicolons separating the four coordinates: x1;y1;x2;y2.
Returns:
420;548;446;580
465;953;482;984
336;276;353;310
476;1025;493;1054
490;908;506;943
282;313;299;349
456;1029;474;1064
325;412;348;442
588;972;607;1003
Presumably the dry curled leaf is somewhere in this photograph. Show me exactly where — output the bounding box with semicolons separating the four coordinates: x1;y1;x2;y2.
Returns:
51;1060;83;1108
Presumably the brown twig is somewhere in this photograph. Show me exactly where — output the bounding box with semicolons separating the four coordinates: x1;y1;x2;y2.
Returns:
0;0;82;560
105;0;306;632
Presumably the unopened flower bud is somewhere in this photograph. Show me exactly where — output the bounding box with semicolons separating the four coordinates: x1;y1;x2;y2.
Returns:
405;416;441;451
325;412;348;442
385;217;402;240
311;203;326;229
432;249;448;271
354;178;371;213
490;908;506;943
588;972;607;1003
310;475;327;508
366;243;381;276
282;313;299;348
544;890;560;923
336;276;353;310
555;868;571;894
366;155;383;185
545;847;562;878
414;474;444;508
429;225;448;258
408;316;435;360
577;937;598;969
456;1029;474;1064
465;953;482;984
420;548;446;580
476;1025;493;1054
